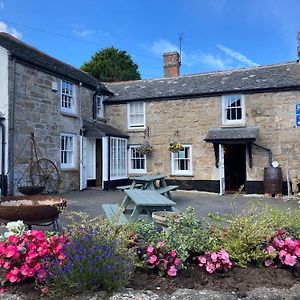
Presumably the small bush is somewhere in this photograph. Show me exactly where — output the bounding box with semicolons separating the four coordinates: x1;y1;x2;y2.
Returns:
160;207;210;263
48;213;135;295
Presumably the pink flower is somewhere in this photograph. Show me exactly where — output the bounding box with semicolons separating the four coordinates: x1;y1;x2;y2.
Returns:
147;246;154;255
8;235;19;244
279;249;287;258
5;245;18;258
211;252;218;262
198;256;206;264
37;269;47;282
284;254;297;266
167;266;177;277
174;257;180;266
6;267;20;283
3;262;11;269
274;238;285;248
294;247;300;257
170;250;177;258
206;262;215;274
266;245;275;253
264;259;273;267
149;255;157;264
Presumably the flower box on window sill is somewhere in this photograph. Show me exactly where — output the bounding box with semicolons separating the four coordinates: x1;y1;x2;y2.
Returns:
168;142;184;153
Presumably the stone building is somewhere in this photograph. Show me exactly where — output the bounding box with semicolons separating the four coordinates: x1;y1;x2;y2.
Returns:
0;32;127;195
0;32;300;195
105;41;300;195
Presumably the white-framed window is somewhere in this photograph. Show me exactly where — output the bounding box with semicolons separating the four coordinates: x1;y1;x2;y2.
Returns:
222;95;245;126
61;80;76;114
96;95;104;118
61;133;76;169
110;137;127;179
171;145;193;176
127;102;145;129
128;145;146;174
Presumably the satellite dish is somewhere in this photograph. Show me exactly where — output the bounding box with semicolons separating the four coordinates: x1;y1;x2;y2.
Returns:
271;161;279;168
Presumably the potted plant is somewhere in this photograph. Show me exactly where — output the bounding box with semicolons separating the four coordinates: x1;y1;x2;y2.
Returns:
138;140;153;156
168;142;184;153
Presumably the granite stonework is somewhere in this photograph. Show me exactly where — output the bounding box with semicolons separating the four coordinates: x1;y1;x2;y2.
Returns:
105;90;300;193
7;59;95;193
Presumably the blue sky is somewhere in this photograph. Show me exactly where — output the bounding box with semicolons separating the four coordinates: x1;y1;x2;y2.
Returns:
0;0;299;79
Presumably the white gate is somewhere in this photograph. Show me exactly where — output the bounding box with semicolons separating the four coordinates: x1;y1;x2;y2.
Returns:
219;144;225;195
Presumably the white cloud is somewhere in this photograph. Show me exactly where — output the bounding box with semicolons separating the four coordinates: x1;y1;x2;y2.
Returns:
149;39;179;56
217;44;259;67
0;2;4;9
184;52;230;70
0;21;22;39
72;28;94;38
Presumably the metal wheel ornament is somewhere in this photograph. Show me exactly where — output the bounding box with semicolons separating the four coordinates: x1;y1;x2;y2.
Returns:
30;158;60;194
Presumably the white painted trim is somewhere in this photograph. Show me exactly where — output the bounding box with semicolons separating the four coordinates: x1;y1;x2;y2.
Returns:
60;80;77;115
128;145;147;174
86;138;96;180
221;94;245;126
219;144;225;195
127;102;146;129
60;133;77;169
171;144;193;176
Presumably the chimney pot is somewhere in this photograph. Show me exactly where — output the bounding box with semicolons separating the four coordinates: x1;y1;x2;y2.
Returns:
163;51;180;77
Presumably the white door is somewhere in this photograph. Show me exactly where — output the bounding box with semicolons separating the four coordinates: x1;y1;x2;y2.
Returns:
80;136;87;190
219;144;225;195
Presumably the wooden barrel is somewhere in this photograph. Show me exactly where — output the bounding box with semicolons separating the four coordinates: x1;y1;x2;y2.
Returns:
264;166;283;194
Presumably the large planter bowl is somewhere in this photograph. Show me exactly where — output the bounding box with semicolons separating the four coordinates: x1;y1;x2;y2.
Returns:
0;195;66;222
18;185;45;196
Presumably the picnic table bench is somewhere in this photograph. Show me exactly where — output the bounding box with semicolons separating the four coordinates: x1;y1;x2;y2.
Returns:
121;189;176;221
102;204;128;225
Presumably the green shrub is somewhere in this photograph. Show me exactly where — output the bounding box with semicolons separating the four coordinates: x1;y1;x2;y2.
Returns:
47;212;135;295
210;204;300;267
160;207;210;263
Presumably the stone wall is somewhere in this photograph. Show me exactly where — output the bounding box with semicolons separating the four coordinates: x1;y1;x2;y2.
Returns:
105;90;300;192
8;60;95;193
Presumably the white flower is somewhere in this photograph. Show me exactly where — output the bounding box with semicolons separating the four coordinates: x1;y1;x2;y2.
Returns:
5;220;25;235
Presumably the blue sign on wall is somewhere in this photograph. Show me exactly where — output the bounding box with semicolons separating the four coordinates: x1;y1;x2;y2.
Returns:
297;115;300;127
296;104;300;115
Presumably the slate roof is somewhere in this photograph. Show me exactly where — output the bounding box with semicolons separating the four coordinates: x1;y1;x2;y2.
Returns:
204;127;259;144
0;32;111;94
106;62;300;102
83;120;128;138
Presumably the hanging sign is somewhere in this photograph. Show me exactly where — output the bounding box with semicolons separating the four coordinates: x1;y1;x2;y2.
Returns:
296;104;300;127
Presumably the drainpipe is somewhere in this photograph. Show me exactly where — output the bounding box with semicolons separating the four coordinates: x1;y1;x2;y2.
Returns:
253;143;272;165
0;116;7;196
8;57;16;196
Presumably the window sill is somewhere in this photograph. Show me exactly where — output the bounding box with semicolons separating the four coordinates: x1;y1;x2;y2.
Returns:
221;123;246;128
127;128;146;133
61;111;78;118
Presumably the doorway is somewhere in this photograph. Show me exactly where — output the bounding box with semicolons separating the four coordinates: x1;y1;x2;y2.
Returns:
224;144;246;192
95;139;102;187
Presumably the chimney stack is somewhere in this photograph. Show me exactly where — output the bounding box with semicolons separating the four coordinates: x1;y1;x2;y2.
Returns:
297;31;300;61
163;51;180;77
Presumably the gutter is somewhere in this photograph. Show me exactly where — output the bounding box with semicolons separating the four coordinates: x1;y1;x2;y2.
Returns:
8;57;16;196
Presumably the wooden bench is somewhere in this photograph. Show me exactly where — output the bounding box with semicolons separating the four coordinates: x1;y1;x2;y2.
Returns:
102;204;128;225
116;183;143;190
156;185;178;200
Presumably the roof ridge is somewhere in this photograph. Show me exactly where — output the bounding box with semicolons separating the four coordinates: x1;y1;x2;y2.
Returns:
107;61;298;86
0;32;95;82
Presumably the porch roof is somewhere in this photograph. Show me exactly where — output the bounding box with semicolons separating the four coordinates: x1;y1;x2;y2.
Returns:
204;126;259;144
83;120;128;139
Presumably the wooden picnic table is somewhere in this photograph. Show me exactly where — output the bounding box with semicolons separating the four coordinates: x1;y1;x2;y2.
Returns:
117;174;178;200
121;189;176;221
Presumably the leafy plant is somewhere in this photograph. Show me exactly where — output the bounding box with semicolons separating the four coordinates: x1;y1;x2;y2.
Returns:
47;213;135;294
138;140;153;156
142;241;181;277
161;207;210;262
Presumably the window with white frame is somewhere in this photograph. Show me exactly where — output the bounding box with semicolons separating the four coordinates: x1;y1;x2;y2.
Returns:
110;137;127;179
222;95;245;126
61;80;76;114
171;145;192;176
128;102;145;129
61;133;76;169
96;95;104;118
128;145;146;173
